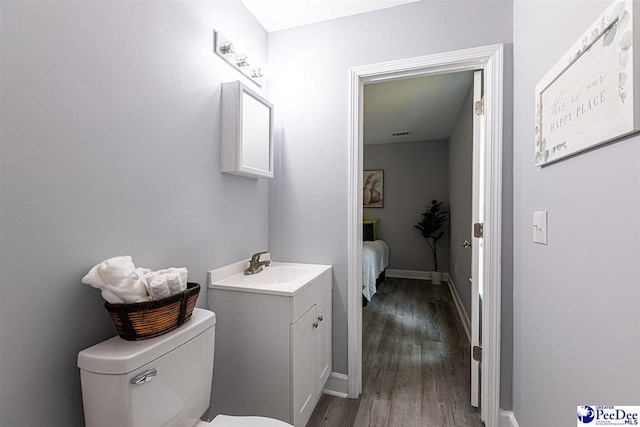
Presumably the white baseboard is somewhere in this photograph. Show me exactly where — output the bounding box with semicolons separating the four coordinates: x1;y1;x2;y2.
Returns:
500;410;520;427
385;269;432;280
444;274;471;343
322;372;349;398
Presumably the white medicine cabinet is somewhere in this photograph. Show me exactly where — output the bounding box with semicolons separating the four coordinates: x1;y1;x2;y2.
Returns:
221;81;274;179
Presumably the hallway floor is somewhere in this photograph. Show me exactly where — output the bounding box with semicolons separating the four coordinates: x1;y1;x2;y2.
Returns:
307;277;484;426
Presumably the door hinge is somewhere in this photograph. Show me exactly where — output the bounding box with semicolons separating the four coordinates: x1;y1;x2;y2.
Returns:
474;223;484;238
472;345;483;362
474;98;484;115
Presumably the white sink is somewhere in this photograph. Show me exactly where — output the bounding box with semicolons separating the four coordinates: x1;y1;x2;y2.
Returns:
245;266;307;284
209;260;331;296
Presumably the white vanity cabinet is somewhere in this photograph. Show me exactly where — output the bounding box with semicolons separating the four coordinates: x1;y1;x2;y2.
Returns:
208;263;332;427
220;80;273;179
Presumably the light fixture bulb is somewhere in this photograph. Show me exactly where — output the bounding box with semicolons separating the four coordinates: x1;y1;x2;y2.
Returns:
236;56;250;67
220;42;234;55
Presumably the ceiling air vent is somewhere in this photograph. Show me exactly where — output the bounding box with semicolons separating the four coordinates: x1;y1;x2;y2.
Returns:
392;131;412;137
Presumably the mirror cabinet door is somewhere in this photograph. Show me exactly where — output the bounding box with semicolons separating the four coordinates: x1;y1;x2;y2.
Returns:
221;81;273;179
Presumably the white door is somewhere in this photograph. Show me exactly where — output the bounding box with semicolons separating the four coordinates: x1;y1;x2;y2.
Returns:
470;69;485;409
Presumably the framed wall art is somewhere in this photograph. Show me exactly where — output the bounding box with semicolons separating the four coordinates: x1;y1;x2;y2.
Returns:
363;170;383;208
535;0;640;166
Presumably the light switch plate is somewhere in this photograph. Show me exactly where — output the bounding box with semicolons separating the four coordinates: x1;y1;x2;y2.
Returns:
533;211;548;245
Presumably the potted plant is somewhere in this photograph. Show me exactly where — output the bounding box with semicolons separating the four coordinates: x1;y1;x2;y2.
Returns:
414;200;448;284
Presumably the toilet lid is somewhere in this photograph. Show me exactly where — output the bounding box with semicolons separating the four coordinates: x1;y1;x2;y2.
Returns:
204;415;294;427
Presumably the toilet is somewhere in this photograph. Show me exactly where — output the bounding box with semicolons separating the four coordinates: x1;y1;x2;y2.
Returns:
77;308;292;427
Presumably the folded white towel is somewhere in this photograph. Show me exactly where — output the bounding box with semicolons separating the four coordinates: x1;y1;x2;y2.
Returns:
100;289;126;304
144;267;188;295
96;256;136;285
104;271;149;304
82;256;150;304
83;264;107;289
82;255;134;289
83;257;188;304
130;267;151;280
148;276;171;300
165;272;185;295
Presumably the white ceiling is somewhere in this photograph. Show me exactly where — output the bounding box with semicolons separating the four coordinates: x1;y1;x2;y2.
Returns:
364;72;475;145
241;0;421;32
238;0;473;145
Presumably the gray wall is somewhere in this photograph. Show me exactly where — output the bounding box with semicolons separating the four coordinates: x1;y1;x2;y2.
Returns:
0;2;268;425
268;0;514;408
513;0;640;425
0;1;519;422
448;88;474;316
363;140;450;272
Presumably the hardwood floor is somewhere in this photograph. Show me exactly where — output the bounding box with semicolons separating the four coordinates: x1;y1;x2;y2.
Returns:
307;277;483;427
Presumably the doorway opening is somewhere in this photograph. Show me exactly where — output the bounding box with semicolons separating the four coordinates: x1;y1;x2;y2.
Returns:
347;44;504;426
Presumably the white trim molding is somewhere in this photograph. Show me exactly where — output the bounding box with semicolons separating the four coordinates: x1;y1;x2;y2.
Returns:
500;410;520;427
347;59;363;399
322;372;349;398
482;42;504;427
445;275;471;343
347;44;503;427
385;269;431;280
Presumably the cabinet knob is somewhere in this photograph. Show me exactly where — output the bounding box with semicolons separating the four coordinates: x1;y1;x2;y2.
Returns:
318;315;323;322
313;322;319;328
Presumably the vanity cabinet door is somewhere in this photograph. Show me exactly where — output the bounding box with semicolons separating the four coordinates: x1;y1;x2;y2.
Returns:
316;291;332;395
291;306;317;427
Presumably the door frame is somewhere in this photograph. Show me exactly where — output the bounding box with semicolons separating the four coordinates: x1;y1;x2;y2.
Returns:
346;44;503;426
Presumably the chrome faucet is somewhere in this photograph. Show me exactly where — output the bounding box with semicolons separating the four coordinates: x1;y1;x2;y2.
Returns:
244;251;271;275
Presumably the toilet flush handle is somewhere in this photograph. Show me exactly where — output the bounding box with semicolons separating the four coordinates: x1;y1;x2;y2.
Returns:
130;368;157;385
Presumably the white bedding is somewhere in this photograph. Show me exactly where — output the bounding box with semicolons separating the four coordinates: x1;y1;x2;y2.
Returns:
362;240;389;302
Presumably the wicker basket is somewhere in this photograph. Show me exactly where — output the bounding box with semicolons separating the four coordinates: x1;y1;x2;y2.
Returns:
104;282;200;341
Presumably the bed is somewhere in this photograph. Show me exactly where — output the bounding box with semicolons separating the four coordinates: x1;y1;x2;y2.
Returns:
362;239;389;303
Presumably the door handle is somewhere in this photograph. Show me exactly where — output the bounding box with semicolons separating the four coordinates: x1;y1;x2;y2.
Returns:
462;240;472;248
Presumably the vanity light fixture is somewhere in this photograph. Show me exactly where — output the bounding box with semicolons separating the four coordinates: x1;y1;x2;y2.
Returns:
214;30;264;88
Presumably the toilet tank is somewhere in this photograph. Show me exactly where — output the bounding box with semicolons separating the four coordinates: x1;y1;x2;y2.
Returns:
78;308;216;427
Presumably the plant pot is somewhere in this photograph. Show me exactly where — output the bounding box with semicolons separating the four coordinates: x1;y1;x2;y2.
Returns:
430;271;442;285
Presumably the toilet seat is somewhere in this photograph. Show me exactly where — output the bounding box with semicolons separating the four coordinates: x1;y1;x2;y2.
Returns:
198;415;294;427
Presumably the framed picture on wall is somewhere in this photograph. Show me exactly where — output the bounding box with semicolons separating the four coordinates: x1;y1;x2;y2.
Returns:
363;170;384;208
535;0;640;166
